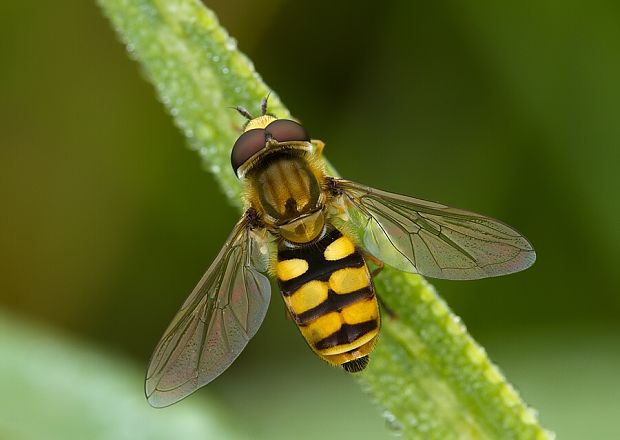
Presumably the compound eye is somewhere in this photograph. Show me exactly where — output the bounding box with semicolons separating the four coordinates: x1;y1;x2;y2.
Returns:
231;128;267;174
266;119;310;142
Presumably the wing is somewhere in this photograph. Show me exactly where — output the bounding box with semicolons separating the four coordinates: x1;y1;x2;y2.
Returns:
145;216;271;407
331;179;535;280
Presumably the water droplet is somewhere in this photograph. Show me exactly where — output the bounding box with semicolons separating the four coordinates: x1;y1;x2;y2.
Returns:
383;410;404;434
226;37;237;51
221;67;230;75
500;383;520;407
446;315;465;335
417;422;430;432
212;55;220;63
520;407;538;425
430;300;446;317
465;343;486;365
484;365;503;384
197;126;214;140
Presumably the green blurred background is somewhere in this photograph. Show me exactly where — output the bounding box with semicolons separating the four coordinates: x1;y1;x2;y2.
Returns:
1;1;619;439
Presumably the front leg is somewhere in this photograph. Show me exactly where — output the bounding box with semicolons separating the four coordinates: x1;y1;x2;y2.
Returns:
311;139;325;157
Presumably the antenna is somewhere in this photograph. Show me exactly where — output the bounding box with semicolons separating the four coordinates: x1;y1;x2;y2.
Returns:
260;92;271;116
235;106;253;120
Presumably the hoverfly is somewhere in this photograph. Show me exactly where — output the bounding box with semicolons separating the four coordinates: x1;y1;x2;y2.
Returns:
145;98;535;407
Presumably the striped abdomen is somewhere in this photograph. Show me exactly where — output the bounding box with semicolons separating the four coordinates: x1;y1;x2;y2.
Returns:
276;227;380;371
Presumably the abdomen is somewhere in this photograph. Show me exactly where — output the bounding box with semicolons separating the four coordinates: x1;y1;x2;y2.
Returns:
276;227;380;372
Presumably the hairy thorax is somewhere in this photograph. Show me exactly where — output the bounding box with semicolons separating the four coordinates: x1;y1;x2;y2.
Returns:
246;152;327;243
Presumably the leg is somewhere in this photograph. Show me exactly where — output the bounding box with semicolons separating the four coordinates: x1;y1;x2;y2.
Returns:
283;307;294;321
361;251;396;318
312;139;325;157
363;252;384;278
377;293;397;319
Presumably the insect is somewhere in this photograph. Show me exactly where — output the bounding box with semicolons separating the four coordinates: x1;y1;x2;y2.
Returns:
145;98;536;407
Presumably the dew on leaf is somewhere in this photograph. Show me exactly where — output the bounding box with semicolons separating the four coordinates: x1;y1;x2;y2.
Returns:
225;37;237;51
382;410;404;434
484;365;503;384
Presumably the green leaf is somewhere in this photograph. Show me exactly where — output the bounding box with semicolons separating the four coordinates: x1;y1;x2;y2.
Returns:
97;0;554;438
364;269;553;439
0;311;246;440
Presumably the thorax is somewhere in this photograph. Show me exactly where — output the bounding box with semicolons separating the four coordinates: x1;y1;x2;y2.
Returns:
245;152;327;243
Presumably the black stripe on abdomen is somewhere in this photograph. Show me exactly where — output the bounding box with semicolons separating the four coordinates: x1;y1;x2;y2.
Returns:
279;253;363;295
314;320;378;350
278;227;341;261
295;287;374;325
277;227;365;296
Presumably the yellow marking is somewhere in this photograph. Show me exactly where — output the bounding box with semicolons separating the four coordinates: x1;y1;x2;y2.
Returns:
262;171;276;209
276;259;309;281
317;327;379;356
245;115;276;131
299;312;342;343
324;338;376;366
341;299;378;325
279;210;325;243
329;267;369;294
324;236;355;261
324;351;359;366
257;157;313;219
290;162;309;211
285;280;329;315
274;161;292;213
276;160;305;212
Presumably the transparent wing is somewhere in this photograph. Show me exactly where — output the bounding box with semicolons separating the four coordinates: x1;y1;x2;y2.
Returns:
333;179;536;280
145;217;271;407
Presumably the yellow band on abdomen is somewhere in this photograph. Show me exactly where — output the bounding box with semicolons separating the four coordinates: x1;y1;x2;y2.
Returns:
276;258;309;281
329;267;370;294
324;236;355;261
